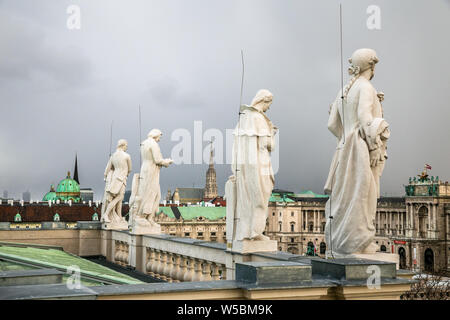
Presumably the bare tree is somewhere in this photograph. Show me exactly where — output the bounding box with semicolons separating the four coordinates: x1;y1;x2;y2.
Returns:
401;268;450;300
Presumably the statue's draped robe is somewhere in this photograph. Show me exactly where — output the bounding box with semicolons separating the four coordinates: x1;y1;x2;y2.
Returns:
324;77;390;255
232;105;276;241
101;150;131;223
132;138;171;221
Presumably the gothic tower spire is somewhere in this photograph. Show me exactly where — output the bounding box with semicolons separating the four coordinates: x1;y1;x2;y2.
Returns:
204;140;218;199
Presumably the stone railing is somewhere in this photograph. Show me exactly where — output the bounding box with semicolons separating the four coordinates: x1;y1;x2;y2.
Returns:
145;249;226;282
114;240;130;267
109;232;229;281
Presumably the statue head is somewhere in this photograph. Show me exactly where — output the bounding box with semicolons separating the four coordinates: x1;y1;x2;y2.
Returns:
348;48;379;80
148;129;162;142
117;139;128;151
250;89;273;113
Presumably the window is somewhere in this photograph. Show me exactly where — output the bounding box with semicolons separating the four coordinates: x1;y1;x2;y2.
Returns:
272;212;275;216
184;232;190;237
290;224;295;232
290;238;295;243
291;212;294;217
320;242;326;254
279;223;282;232
211;232;216;236
279;212;282;217
197;232;203;236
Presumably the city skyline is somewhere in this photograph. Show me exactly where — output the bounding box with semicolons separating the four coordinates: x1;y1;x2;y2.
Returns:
1;0;449;201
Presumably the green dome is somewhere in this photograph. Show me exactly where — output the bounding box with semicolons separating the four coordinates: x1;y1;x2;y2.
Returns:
57;172;80;193
43;185;57;201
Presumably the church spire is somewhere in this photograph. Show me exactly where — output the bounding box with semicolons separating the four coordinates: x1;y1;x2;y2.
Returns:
209;139;214;168
204;139;218;199
73;153;80;185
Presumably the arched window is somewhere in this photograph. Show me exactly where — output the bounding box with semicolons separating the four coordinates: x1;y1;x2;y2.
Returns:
380;245;387;252
290;223;295;232
320;242;326;254
279;222;282;232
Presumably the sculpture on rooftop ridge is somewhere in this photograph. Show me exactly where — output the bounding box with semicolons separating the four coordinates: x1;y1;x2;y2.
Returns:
129;129;173;234
225;89;278;252
324;48;390;256
101;139;132;230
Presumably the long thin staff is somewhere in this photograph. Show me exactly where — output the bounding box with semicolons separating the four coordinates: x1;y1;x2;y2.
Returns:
231;50;245;246
109;121;113;157
139;105;142;170
328;4;345;260
339;3;345;145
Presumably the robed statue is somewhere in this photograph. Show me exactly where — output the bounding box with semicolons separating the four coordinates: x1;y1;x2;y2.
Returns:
324;48;390;256
129;129;173;234
101;139;132;230
226;89;278;247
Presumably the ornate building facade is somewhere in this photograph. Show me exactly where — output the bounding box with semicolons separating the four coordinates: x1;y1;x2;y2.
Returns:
155;174;450;273
265;176;450;272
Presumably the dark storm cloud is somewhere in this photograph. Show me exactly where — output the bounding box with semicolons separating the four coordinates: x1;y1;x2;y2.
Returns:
0;10;92;86
0;0;449;202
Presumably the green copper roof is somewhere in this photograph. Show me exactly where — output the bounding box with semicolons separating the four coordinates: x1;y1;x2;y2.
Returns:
43;191;57;201
294;190;329;198
269;193;295;202
0;245;142;285
56;172;80;194
158;206;226;220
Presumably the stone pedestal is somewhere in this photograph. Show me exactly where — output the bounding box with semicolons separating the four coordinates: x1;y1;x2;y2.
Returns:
326;251;400;270
129;217;161;235
229;239;277;254
236;262;312;284
312;258;397;280
102;219;129;231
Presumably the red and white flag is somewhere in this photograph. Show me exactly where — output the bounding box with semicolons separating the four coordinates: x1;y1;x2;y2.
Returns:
426;164;432;170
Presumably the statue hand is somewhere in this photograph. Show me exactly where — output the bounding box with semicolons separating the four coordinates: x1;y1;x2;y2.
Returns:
369;148;383;167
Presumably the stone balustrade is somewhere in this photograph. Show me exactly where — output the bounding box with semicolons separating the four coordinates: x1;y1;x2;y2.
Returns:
109;231;229;281
114;240;130;267
144;250;227;282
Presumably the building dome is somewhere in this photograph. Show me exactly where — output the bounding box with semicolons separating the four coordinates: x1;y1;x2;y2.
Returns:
43;185;57;202
56;171;81;202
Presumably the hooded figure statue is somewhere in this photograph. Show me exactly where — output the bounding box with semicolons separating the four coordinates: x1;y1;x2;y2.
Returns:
324;48;390;256
226;89;278;242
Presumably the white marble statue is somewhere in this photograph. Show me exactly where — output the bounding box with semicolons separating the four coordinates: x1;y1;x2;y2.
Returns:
101;139;132;230
324;48;390;256
129;129;173;234
225;89;278;252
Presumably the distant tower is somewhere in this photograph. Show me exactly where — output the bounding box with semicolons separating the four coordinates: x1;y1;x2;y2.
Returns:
204;140;218;199
166;189;172;202
73;153;80;185
173;188;180;203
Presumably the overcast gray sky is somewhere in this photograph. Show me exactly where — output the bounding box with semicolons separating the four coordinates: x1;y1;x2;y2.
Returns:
1;0;449;201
